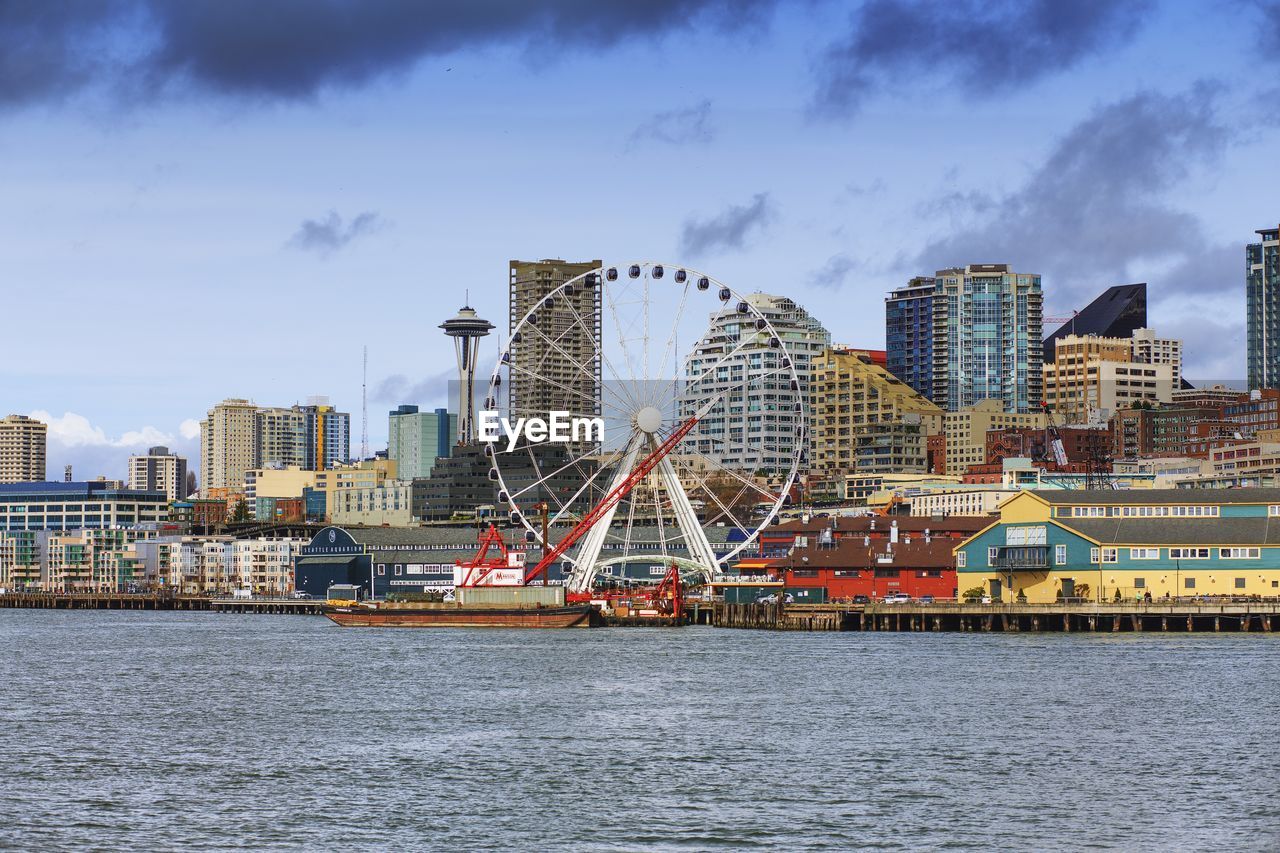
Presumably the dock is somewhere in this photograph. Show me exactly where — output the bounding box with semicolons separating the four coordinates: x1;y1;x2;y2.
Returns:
711;600;1280;633
0;593;325;615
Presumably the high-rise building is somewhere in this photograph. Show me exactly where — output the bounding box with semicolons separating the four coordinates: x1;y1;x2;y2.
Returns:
508;259;602;425
681;293;830;473
388;405;456;480
885;277;937;401
0;414;47;483
1130;328;1182;386
297;399;351;470
253;406;307;469
931;264;1043;413
1043;333;1174;424
1043;283;1146;362
127;446;189;502
1247;225;1280;389
201;399;258;494
810;347;942;479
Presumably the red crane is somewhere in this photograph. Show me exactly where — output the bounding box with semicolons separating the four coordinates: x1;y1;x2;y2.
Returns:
522;412;704;586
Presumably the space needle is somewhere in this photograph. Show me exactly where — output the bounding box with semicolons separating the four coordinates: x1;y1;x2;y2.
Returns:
440;302;494;445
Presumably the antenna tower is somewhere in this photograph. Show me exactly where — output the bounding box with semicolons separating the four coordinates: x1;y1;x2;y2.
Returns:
361;345;369;461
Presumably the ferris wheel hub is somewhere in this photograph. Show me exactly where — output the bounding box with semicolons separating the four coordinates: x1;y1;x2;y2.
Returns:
634;405;664;435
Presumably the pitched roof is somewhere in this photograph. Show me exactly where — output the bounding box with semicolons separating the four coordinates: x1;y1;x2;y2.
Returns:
1031;488;1280;506
1061;517;1280;546
768;516;989;535
780;537;956;569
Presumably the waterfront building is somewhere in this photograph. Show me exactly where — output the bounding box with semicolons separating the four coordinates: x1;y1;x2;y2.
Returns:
0;481;168;533
884;277;936;401
809;347;942;484
200;398;352;495
388;405;455;480
1042;333;1173;424
1247;225;1280;389
44;527;158;593
681;293;830;473
1042;282;1147;362
508;259;602;431
0;530;41;589
0;414;47;484
954;489;1280;602
942;400;1045;476
127;446;189;502
755;515;989;554
930;264;1043;413
134;535;304;595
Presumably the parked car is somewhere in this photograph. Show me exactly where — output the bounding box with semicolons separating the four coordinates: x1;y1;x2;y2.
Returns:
919;595;935;604
290;591;312;600
882;592;911;604
852;594;870;604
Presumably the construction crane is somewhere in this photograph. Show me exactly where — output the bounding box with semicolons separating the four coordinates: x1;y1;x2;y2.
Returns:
1040;402;1070;469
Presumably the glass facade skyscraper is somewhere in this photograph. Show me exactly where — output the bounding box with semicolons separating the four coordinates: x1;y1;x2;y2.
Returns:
885;277;936;402
931;265;1042;413
1247;226;1280;390
388;405;457;480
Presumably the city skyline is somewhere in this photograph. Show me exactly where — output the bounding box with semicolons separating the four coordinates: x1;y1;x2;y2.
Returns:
4;2;1277;477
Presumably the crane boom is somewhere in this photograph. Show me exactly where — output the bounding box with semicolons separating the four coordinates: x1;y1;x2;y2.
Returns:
523;412;703;585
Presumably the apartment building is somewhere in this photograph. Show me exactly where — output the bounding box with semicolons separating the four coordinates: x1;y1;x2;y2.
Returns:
0;414;47;483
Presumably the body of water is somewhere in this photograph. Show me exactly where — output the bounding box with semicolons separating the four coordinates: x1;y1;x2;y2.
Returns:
2;611;1277;850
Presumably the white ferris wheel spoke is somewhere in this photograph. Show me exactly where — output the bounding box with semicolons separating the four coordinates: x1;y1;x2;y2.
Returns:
559;283;645;415
517;313;635;418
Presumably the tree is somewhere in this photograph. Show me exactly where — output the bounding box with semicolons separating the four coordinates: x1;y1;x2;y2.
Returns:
232;499;250;522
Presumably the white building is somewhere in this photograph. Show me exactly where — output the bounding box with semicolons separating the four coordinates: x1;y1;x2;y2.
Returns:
1130;328;1182;386
127;446;189;502
135;535;304;595
680;293;829;474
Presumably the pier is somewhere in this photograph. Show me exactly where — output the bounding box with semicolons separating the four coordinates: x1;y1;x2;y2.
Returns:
711;600;1280;633
0;593;325;615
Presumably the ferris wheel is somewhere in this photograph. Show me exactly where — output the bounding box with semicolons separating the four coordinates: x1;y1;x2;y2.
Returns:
484;261;806;593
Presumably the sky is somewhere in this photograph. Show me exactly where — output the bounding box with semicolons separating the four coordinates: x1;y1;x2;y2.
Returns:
3;0;1279;482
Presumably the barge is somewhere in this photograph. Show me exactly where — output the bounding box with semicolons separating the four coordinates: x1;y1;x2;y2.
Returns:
323;600;597;628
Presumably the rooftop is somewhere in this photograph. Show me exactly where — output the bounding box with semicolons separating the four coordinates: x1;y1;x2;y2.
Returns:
1031;488;1280;506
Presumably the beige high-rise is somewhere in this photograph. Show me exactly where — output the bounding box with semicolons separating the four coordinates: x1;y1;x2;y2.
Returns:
0;415;47;483
200;399;258;494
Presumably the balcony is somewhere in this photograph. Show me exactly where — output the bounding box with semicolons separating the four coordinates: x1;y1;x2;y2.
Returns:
991;546;1049;570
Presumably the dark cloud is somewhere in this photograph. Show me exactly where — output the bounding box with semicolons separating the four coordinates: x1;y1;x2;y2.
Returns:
914;84;1231;309
628;99;714;148
1258;1;1280;53
373;370;454;406
0;0;777;106
814;0;1152;116
287;210;383;256
809;254;859;290
679;192;775;256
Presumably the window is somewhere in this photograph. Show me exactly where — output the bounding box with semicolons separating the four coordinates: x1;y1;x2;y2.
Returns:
394;565;403;575
1101;547;1118;563
792;569;818;578
1235;577;1247;589
1090;547;1100;564
377;565;385;576
874;568;899;578
1219;548;1260;559
1270;505;1280;517
1184;577;1196;589
988;547;1000;564
1169;548;1210;559
1134;577;1146;588
956;551;966;568
1129;548;1159;560
1007;526;1047;545
1055;544;1067;566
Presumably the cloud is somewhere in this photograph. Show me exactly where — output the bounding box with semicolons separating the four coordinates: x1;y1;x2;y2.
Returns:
373;369;455;406
809;254;859;290
0;1;778;107
628;99;714;148
28;410;198;481
913;84;1231;309
813;0;1152;116
1258;1;1280;54
287;210;383;256
179;418;201;440
679;192;775;257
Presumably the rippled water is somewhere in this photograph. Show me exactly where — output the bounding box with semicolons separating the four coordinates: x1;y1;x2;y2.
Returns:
2;611;1278;850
